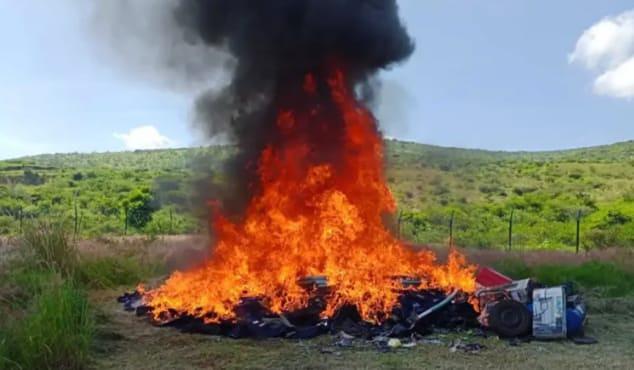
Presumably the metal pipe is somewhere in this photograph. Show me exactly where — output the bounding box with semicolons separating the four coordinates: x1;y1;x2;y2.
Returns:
408;290;459;329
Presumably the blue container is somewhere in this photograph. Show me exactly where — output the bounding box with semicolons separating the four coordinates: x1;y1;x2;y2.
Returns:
566;304;586;337
526;302;586;337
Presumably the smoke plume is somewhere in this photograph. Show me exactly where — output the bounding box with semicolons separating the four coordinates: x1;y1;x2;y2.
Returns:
95;0;414;217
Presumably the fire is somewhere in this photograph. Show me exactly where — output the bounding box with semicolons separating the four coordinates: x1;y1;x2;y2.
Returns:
143;66;476;323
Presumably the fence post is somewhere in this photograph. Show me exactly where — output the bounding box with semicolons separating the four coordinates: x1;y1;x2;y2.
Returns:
169;208;174;235
449;211;455;248
397;210;403;240
73;192;79;238
18;207;23;234
575;209;581;254
124;205;129;235
78;212;84;238
508;208;514;252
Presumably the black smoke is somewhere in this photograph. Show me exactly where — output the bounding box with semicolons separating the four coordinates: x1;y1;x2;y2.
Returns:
94;0;414;219
171;0;414;216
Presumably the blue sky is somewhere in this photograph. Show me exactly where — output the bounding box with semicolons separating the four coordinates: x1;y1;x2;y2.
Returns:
1;1;633;159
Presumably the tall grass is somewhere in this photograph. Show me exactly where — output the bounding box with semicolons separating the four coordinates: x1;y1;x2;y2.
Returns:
493;259;634;297
1;219;168;369
76;255;165;289
0;280;94;370
0;221;92;369
20;221;78;278
15;220;159;288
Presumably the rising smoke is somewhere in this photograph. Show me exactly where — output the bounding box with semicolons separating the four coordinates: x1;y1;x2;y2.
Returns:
94;0;414;217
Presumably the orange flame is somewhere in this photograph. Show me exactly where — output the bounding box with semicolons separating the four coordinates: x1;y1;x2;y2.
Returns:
143;66;476;323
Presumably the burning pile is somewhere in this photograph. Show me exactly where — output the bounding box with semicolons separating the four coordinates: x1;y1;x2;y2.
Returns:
141;67;476;325
115;0;477;336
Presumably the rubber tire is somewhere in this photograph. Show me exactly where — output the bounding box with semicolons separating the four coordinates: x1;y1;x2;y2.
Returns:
487;300;532;338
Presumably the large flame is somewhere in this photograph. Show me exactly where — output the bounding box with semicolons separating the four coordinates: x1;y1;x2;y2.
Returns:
143;66;476;323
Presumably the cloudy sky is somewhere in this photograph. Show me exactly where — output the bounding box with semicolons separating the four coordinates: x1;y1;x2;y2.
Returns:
1;1;633;159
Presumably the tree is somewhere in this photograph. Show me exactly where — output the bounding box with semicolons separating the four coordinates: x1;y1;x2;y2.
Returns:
123;187;155;229
22;170;44;185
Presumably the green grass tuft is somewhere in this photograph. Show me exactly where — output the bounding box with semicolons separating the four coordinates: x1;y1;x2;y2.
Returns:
0;279;94;370
1;268;62;309
0;223;96;369
76;255;165;289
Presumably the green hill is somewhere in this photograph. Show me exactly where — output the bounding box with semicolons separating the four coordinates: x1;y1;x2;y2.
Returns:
1;140;632;250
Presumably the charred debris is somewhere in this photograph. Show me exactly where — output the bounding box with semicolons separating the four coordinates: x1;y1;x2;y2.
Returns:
118;269;594;347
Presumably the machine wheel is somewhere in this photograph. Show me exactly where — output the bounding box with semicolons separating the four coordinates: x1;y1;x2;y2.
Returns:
487;300;532;338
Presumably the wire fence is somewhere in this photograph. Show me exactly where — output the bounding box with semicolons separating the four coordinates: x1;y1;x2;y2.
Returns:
2;204;631;253
395;207;615;253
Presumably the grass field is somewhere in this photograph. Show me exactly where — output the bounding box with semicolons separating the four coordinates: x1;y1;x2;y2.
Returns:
1;139;632;249
1;139;632;368
2;232;634;369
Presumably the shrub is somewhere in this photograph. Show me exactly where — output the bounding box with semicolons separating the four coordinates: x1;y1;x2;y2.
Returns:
512;186;537;196
123;187;156;229
478;184;501;194
22;170;45;185
0;215;15;235
143;208;198;236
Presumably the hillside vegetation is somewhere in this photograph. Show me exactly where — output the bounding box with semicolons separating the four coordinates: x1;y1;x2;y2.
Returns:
0;139;632;250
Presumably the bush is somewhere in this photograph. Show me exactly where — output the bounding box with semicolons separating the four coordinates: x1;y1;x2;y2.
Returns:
123;187;156;229
0;215;15;234
143;208;198;236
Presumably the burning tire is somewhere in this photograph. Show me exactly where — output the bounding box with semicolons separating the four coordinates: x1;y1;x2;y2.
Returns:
486;300;532;338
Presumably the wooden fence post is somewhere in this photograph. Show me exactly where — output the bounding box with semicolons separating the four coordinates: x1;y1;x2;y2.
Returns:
575;209;581;254
449;211;455;248
18;207;23;234
169;208;174;235
73;193;79;238
124;206;129;235
508;208;514;252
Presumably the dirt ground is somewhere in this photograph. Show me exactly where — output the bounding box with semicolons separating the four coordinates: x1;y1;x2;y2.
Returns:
91;288;634;370
5;236;634;369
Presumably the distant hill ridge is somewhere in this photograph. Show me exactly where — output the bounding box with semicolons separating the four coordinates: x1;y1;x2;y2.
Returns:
1;139;632;249
4;139;633;170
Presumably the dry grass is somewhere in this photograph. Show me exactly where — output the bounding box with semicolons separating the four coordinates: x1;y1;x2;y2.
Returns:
73;235;634;274
49;234;633;271
0;236;19;264
76;234;209;272
464;247;634;270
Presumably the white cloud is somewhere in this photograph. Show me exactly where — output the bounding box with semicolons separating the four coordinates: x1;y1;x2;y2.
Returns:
114;125;175;150
594;56;634;98
569;10;634;99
